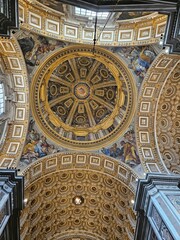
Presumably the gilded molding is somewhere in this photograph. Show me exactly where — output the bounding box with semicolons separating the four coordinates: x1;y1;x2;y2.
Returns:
136;52;180;173
19;0;167;47
0;36;29;167
30;45;137;150
20;152;137;240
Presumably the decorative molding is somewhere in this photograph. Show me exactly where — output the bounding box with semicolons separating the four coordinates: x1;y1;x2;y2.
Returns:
19;0;167;47
0;36;29;168
20;153;138;239
136;52;180;173
30;45;137;151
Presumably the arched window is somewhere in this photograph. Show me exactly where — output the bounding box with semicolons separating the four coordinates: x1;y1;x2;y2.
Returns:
0;83;5;115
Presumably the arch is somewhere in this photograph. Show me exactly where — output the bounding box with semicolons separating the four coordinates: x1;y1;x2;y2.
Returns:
136;52;180;173
20;152;138;240
0;35;29;167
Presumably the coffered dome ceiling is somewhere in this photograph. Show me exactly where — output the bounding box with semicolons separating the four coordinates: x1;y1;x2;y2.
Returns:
20;153;137;240
23;170;135;239
156;62;180;174
31;45;136;150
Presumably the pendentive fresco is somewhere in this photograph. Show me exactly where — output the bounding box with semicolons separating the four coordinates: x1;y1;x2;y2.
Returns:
16;30;156;175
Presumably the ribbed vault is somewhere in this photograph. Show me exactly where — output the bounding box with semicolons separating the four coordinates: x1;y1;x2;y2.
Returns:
30;45;137;151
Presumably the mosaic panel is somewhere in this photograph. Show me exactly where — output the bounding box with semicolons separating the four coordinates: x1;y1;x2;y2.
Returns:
118;166;128;178
0;158;14;168
12;125;24;138
155;58;172;69
7;142;20;154
147;163;160;172
16;92;26;103
46;157;57;168
140;102;151;112
104;160;114;171
118;30;133;42
100;31;114;42
83;30;94;40
143;87;155;98
62;155;73;165
137;26;151;40
141;147;154;159
29;12;42;29
32;163;42;176
8;57;21;70
46;19;60;34
64;25;78;38
156;22;166;37
76;155;87;164
15;108;26;120
13;75;25;88
139;117;149;128
0;41;15;52
19;5;24;22
90;156;100;166
148;72;162;83
139;131;150;143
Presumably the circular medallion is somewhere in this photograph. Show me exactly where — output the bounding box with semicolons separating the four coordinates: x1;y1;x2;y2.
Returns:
31;45;137;150
74;82;90;99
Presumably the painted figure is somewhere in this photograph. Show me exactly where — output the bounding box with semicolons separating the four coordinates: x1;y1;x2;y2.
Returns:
101;127;140;168
119;141;139;166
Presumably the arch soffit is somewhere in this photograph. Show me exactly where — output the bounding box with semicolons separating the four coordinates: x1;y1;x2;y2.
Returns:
0;36;29;168
136;52;180;173
20;153;137;240
21;152;139;191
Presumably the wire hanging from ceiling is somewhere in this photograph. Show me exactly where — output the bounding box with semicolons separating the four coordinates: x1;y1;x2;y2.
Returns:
96;12;113;42
93;11;98;54
92;0;121;53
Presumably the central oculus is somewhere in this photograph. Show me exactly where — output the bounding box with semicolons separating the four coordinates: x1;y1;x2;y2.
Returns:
74;82;90;100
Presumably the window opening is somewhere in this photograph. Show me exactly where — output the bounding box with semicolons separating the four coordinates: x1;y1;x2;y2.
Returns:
75;7;109;19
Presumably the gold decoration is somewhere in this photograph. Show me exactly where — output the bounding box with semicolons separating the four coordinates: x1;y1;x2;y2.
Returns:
20;153;137;240
31;45;137;150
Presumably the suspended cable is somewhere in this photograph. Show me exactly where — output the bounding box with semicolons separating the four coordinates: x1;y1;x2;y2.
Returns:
93;11;98;54
96;12;113;42
92;0;121;53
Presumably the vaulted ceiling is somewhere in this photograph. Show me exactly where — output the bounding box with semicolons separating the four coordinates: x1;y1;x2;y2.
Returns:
21;153;138;240
0;1;180;240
